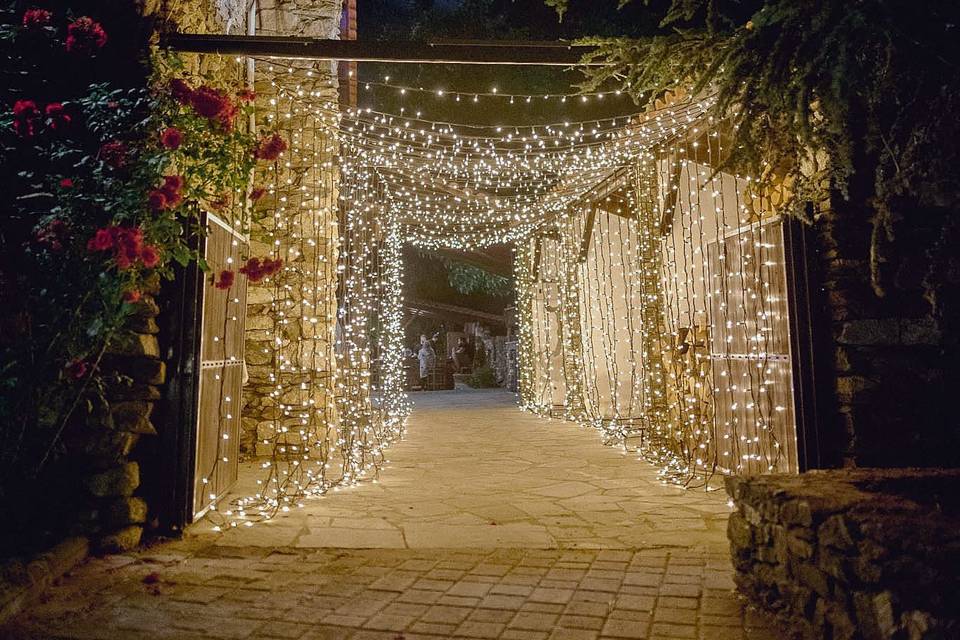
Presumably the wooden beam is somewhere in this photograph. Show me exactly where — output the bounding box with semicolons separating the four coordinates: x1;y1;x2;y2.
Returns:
571;166;631;208
406;298;506;324
577;205;597;263
659;160;683;236
160;34;602;66
596;193;635;220
531;236;543;281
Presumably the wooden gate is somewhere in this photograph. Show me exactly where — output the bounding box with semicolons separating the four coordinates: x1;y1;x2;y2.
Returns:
707;218;799;474
192;212;248;520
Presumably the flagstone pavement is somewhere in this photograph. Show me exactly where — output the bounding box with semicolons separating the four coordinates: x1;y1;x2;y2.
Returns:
3;389;780;640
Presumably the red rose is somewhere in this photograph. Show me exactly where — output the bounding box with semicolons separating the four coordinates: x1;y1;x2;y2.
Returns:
254;133;287;161
249;187;266;202
87;228;114;252
162;175;184;194
22;8;52;30
35;219;68;252
65;17;107;55
12;99;40;138
239;257;261;280
169;79;194;105
64;358;89;380
215;101;238;131
160;175;184;207
189;86;231;119
214;269;235;290
163;190;182;208
240;257;283;282
44;102;71;131
264;258;283;276
60;178;73;188
113;227;144;269
160;127;183;149
236;89;256;103
123;289;142;303
141;245;160;268
99;141;128;168
148;190;167;211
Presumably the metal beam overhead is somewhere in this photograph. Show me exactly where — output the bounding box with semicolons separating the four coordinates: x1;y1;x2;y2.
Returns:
159;34;601;66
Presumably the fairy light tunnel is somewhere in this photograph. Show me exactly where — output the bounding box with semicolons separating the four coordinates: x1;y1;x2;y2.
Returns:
201;54;802;529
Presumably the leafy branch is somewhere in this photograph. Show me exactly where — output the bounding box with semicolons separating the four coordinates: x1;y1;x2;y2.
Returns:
557;0;960;293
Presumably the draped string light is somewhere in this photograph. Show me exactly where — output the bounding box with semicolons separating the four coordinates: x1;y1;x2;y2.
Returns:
201;60;412;531
515;122;799;488
197;54;799;530
256;62;714;248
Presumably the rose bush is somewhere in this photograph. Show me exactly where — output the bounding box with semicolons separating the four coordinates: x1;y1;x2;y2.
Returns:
0;1;287;545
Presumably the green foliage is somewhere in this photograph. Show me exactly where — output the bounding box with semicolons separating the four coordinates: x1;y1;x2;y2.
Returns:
467;365;499;388
411;248;513;298
446;262;512;297
559;0;960;291
358;0;664;128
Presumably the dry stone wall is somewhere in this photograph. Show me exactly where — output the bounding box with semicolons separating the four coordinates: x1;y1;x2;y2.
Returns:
726;469;960;640
811;150;960;468
241;0;341;455
62;276;165;552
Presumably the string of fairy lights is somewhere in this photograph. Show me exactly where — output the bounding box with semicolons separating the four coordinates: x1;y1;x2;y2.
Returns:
196;54;799;531
515;131;797;487
357;76;634;104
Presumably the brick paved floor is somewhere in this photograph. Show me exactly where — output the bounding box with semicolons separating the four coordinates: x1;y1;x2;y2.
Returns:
3;390;779;639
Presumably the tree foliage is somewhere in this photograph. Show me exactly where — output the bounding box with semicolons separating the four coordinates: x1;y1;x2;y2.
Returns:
556;0;960;292
446;261;512;297
411;248;512;297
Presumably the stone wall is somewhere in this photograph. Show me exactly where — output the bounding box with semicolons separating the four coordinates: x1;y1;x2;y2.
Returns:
61;276;165;552
726;469;960;639
147;0;243;79
241;0;341;455
814;162;960;468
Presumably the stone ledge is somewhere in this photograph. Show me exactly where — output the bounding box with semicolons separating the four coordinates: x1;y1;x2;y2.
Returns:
725;469;960;640
0;537;89;625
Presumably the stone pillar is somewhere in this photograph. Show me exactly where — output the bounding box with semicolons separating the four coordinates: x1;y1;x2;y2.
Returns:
633;161;672;454
241;0;342;456
815;176;959;467
558;216;588;422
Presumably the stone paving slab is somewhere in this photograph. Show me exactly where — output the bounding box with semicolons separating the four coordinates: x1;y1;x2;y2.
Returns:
2;545;777;640
201;390;732;551
2;390;783;638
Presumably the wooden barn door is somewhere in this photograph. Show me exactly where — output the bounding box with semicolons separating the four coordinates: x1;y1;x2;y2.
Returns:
192;212;248;520
707;218;799;474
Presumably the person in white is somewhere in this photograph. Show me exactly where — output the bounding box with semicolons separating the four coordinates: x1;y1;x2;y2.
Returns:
417;333;437;388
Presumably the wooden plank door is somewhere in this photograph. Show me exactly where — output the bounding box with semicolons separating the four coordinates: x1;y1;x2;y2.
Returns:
707;218;799;474
192;212;248;520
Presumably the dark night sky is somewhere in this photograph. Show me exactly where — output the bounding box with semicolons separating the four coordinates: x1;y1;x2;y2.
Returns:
353;0;670;127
